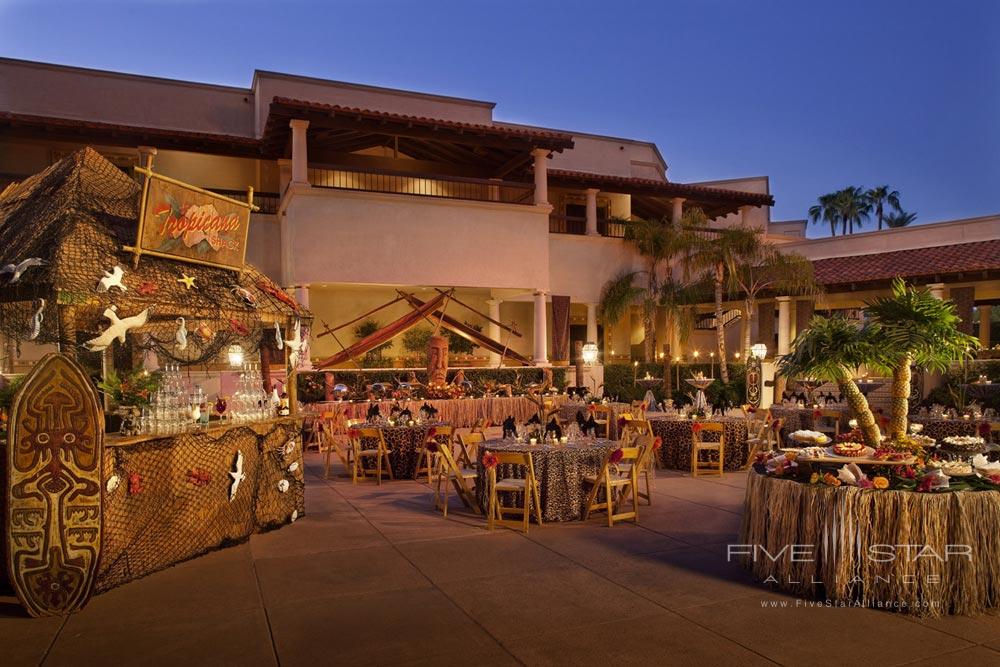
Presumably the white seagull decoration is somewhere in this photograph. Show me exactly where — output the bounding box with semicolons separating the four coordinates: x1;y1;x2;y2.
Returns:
285;319;304;367
26;298;45;341
97;265;127;292
0;257;46;284
274;321;284;350
84;306;149;352
175;317;188;351
229;450;246;501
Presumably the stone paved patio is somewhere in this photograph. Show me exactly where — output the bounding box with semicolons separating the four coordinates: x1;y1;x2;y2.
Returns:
5;452;1000;666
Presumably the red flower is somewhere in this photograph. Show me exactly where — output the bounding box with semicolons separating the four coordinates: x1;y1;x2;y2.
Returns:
588;404;597;413
128;472;143;496
988;474;1000;485
347;428;360;440
640;401;648;410
617;417;628;430
609;448;624;464
898;465;916;479
427;427;437;438
691;422;704;433
653;436;663;451
771;420;781;432
979;422;992;438
482;451;499;469
812;409;822;419
747;406;757;413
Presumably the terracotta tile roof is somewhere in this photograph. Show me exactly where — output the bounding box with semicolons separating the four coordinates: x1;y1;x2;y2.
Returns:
812;239;1000;286
546;168;775;207
267;97;575;149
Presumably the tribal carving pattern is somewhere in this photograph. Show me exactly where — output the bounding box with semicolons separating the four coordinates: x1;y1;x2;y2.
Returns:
746;355;762;408
6;353;103;617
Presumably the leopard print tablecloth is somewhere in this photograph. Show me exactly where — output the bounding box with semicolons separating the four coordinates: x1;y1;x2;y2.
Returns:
649;417;750;471
357;422;451;479
475;438;617;522
907;417;980;442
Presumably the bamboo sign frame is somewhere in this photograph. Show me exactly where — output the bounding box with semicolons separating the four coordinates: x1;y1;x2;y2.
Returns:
127;160;258;272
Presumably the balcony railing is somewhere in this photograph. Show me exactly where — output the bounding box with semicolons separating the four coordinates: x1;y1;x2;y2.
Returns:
308;164;535;205
548;214;628;238
209;189;280;215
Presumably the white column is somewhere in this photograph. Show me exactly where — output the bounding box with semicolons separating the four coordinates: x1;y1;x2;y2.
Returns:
928;283;945;300
532;149;550;206
533;290;549;366
289;119;310;186
980;305;992;350
585;303;598;344
585;188;600;236
487;298;502;366
671;197;685;224
776;296;792;357
739;205;752;228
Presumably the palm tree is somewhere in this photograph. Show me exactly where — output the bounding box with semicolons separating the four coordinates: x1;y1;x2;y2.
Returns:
686;213;759;384
832;186;871;235
658;275;711;394
864;279;978;440
808;192;840;237
885;210;917;228
865;185;901;231
731;240;818;358
598;216;689;362
778;316;883;447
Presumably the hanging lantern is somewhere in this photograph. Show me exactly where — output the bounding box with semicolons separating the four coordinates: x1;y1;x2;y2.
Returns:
227;344;245;367
750;343;768;359
581;342;600;365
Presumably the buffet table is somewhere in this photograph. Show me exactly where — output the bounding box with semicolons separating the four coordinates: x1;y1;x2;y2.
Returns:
769;406;849;442
308;395;565;433
649;416;750;470
741;471;1000;617
476;438;617;521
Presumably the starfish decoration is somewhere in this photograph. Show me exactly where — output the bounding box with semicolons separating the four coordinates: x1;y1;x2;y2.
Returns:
229;450;246;501
137;281;159;296
177;274;197;290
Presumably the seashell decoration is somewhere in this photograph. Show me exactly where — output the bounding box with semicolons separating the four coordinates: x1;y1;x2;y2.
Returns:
277;479;290;493
287;461;299;473
291;510;298;523
106;474;121;494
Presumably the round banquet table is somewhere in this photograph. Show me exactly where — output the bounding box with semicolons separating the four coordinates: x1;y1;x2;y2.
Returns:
768;406;850;442
475;438;617;522
648;416;750;471
907;416;981;442
557;402;630;439
356;422;451;479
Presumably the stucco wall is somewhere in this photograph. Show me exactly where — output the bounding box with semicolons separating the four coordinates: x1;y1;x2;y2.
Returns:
0;58;254;136
546;133;666;179
280;187;551;290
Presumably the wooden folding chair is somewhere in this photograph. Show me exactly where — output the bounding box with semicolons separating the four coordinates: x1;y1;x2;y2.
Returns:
322;412;354;479
351;427;394;485
414;425;453;484
583;446;641;527
631;401;647;420
691;422;725;477
814;410;841;440
591;404;612;438
486;451;543;533
434;439;480;518
457;431;484;469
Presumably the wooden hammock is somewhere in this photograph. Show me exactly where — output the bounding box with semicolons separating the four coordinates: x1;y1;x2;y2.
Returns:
314;291;448;369
399;292;532;366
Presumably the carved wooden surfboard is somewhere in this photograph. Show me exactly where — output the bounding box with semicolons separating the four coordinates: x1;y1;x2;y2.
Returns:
6;353;103;617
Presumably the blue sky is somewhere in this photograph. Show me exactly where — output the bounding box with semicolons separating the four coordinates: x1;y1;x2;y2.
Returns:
1;0;997;235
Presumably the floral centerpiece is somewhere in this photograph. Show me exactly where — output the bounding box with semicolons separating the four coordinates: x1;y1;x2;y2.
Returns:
97;369;161;407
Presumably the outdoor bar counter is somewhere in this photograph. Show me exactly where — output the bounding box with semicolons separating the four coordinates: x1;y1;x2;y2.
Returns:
2;411;304;616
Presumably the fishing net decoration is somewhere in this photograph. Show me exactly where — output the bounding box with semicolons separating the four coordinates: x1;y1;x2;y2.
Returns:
96;418;304;594
0;147;308;371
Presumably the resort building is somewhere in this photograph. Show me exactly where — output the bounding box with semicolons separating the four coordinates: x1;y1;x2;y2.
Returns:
1;57;998;378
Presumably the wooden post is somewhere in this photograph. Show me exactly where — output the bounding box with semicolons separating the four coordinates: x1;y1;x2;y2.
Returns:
662;343;672;396
57;304;77;359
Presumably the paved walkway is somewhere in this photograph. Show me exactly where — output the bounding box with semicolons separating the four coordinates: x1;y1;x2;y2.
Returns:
5;453;1000;666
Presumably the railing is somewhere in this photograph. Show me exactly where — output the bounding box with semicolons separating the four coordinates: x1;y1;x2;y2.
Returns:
307;164;535;206
548;214;628;238
208;189;280;215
